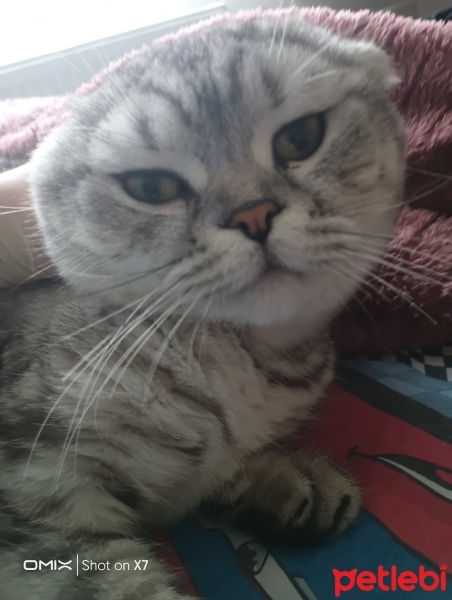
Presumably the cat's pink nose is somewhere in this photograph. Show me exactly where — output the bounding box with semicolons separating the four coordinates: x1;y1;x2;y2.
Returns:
227;201;280;244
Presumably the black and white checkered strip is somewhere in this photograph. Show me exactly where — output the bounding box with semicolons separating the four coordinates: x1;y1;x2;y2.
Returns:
394;345;452;382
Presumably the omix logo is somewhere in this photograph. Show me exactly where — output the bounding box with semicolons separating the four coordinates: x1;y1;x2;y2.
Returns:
23;560;73;571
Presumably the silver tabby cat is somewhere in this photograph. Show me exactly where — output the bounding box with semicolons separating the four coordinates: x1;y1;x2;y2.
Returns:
0;13;405;600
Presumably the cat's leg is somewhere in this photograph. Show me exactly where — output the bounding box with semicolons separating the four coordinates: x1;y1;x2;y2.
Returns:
209;452;361;545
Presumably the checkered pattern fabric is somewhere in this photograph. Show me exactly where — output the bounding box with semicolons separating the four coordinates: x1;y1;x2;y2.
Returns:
393;345;452;382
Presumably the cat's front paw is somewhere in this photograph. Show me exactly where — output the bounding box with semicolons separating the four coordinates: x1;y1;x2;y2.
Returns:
226;453;361;545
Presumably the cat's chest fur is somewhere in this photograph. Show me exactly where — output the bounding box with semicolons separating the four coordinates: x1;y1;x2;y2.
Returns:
1;285;333;524
85;315;330;509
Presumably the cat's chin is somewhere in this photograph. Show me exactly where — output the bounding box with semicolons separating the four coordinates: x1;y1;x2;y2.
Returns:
249;269;306;303
200;267;358;338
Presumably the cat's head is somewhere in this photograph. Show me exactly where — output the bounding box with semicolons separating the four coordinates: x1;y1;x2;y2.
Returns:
31;14;405;332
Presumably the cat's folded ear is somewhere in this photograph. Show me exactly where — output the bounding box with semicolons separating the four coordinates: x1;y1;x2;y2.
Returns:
341;38;400;90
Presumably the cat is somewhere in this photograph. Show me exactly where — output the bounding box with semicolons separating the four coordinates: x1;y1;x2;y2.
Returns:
0;13;405;600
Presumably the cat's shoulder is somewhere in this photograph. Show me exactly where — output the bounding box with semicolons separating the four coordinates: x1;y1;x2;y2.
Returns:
0;279;69;330
0;280;103;356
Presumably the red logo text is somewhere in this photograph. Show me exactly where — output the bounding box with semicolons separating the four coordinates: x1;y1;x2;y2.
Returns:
333;564;448;597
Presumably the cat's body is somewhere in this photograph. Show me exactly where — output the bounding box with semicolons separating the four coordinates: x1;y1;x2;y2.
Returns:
1;281;332;525
0;13;405;600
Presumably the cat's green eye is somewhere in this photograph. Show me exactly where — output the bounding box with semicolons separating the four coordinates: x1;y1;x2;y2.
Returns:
118;170;185;204
273;113;325;165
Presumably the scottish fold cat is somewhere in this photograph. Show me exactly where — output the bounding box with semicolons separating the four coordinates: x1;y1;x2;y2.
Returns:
0;13;404;600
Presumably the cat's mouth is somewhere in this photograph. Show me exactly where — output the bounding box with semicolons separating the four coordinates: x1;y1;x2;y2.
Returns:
232;265;302;299
258;253;304;281
256;265;304;285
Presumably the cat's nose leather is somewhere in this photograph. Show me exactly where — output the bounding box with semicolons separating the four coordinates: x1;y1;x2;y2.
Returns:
227;201;280;244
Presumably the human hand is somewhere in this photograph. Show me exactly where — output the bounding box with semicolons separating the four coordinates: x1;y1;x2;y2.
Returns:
0;163;55;288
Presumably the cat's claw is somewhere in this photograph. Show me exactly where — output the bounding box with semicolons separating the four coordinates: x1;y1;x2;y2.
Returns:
224;453;361;545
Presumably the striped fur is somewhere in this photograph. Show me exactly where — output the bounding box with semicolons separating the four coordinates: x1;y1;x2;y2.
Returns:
0;13;404;599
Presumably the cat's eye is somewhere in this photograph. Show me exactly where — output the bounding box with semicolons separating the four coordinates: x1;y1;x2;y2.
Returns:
117;170;186;204
273;113;325;165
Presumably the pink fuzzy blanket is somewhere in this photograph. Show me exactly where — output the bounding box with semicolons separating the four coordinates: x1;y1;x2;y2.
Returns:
1;8;451;356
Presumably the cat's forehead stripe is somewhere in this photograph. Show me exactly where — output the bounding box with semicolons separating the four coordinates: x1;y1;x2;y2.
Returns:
139;83;193;129
75;18;381;159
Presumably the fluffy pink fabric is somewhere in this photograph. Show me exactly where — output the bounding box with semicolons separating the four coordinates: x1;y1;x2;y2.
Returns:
1;8;451;355
0;97;66;157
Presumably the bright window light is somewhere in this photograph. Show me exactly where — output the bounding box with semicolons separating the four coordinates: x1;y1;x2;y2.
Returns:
0;0;219;67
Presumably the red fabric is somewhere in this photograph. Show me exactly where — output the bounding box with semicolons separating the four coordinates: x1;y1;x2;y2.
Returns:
152;531;199;597
1;8;451;355
303;384;452;568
